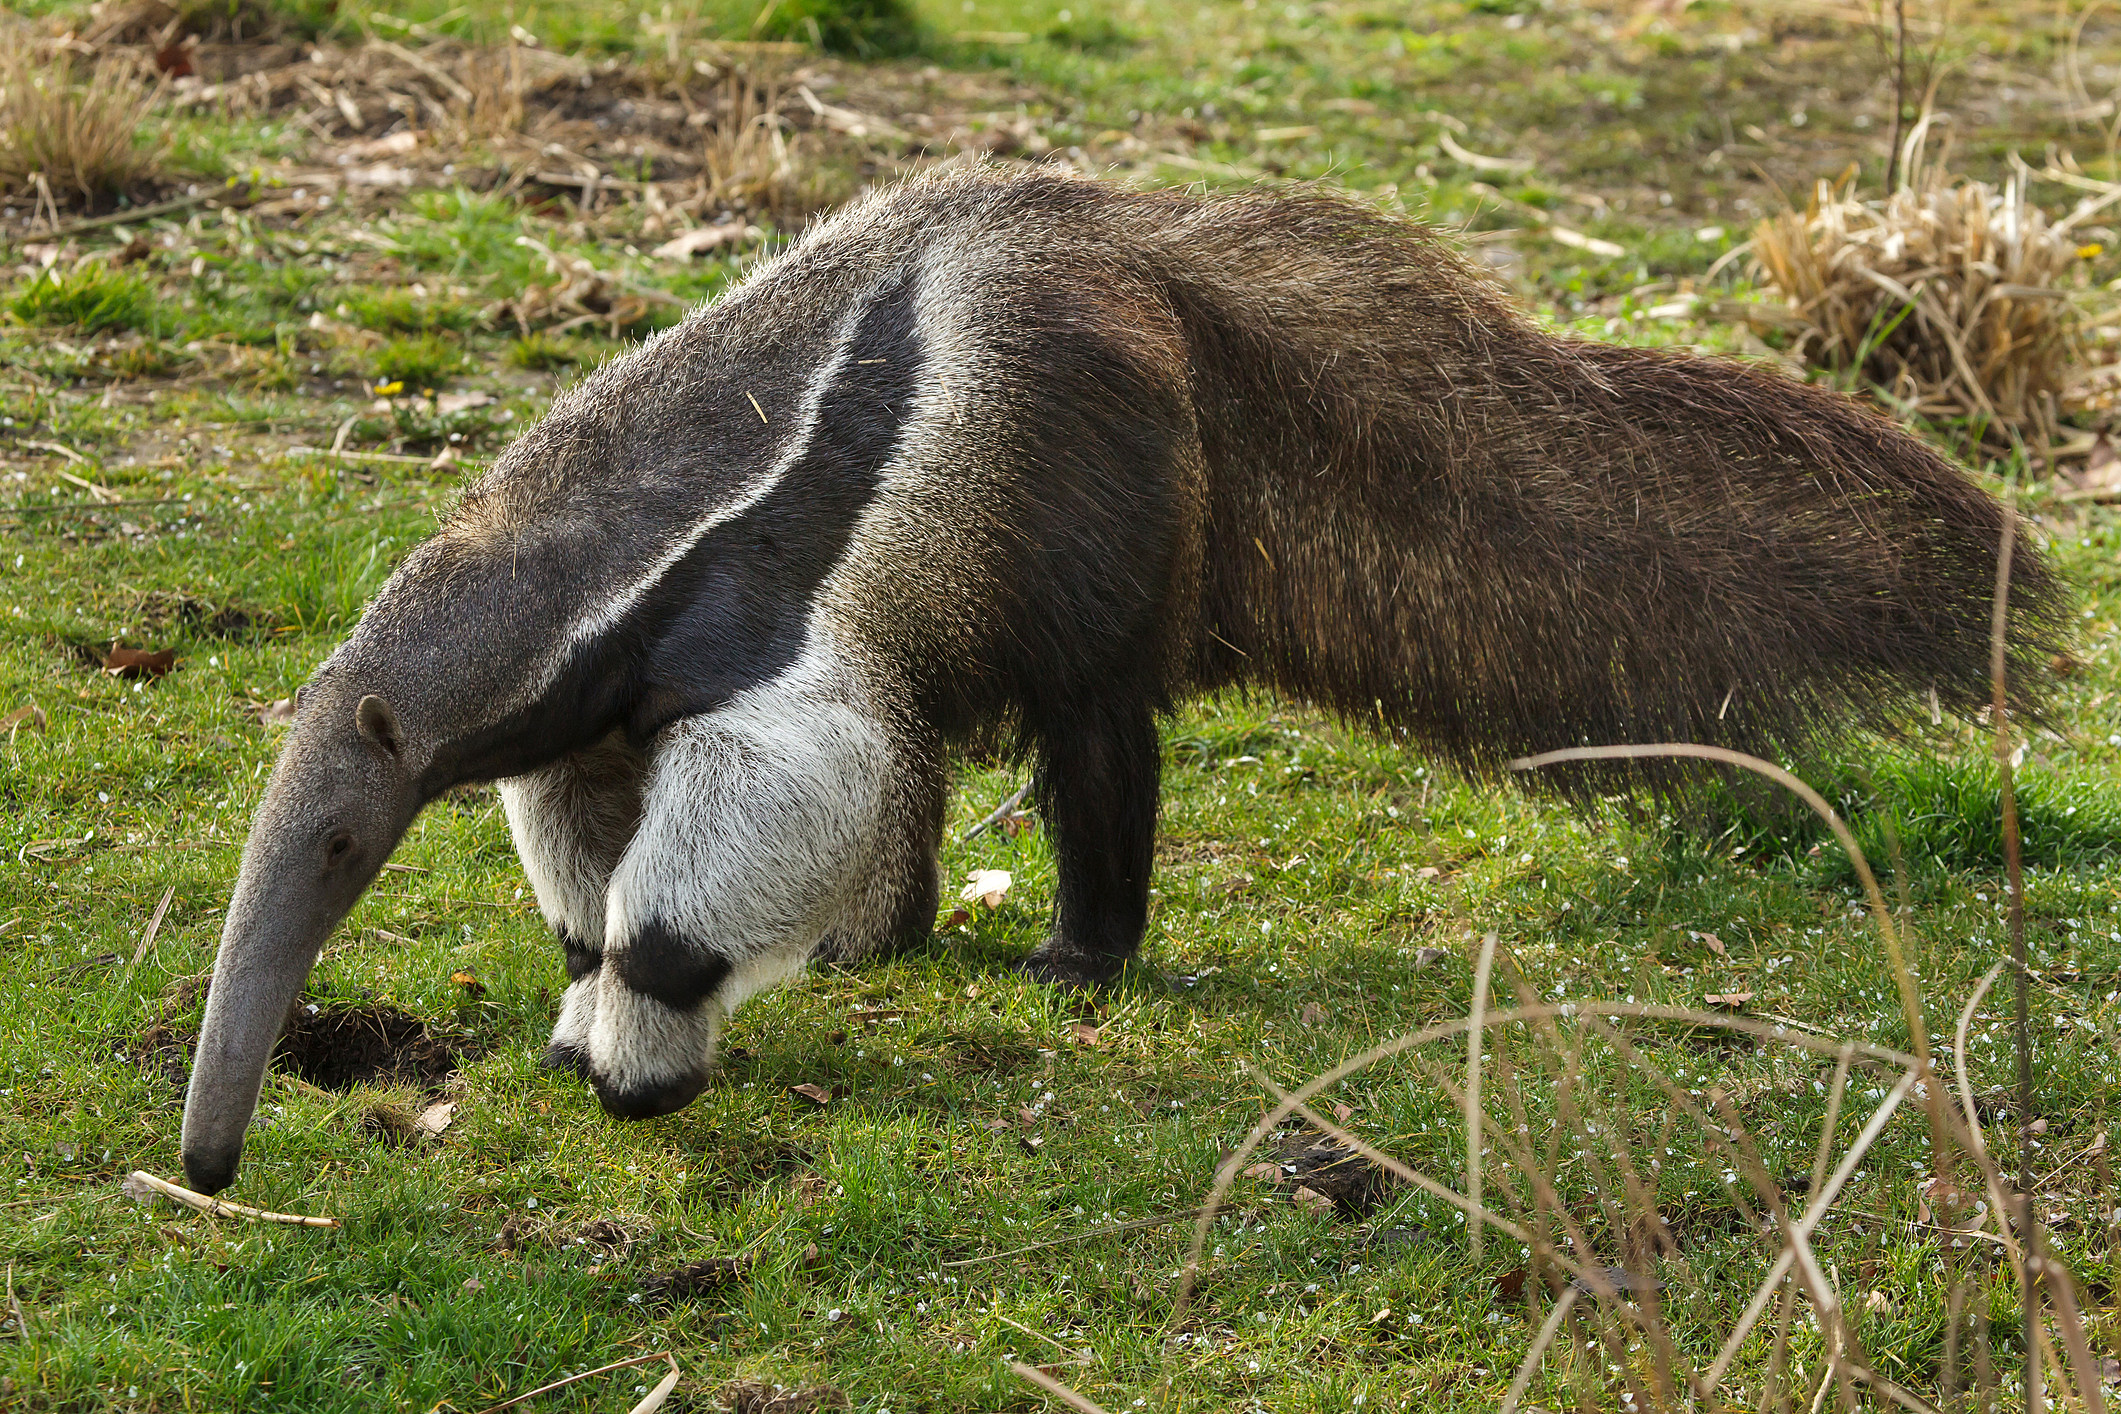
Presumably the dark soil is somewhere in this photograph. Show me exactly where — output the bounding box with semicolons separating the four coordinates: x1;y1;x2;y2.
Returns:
273;1001;471;1091
1265;1128;1399;1221
641;1256;753;1304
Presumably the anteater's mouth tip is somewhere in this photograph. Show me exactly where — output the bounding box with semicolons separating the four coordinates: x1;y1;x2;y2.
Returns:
180;1152;238;1197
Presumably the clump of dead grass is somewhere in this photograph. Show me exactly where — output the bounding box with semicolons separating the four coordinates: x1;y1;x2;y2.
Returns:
0;45;167;211
1751;120;2107;453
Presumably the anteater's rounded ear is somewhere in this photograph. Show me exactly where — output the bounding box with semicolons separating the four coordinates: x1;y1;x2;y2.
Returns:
355;694;403;757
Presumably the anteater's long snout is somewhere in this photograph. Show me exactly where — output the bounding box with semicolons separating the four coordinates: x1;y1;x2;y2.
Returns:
180;876;325;1194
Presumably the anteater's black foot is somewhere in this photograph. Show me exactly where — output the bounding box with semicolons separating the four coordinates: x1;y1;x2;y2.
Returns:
590;1067;711;1121
1020;939;1127;991
538;1041;591;1078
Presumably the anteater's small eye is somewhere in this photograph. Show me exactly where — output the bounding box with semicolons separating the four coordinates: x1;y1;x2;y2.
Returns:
325;832;354;865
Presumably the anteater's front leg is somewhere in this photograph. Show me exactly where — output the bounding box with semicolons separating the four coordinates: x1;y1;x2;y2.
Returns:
1023;696;1160;988
498;735;648;1075
585;686;898;1119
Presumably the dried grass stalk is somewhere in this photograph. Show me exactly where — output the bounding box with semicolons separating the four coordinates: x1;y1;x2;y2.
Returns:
0;46;167;208
1751;122;2100;450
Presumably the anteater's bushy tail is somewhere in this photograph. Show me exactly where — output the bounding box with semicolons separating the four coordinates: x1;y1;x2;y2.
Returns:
1123;188;2065;794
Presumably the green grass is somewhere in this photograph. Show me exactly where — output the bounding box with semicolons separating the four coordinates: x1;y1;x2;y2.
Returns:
8;264;158;334
4;0;2121;1407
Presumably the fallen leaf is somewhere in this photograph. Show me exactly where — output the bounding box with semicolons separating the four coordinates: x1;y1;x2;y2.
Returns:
1331;1102;1355;1126
257;697;297;727
1067;1020;1101;1046
103;646;176;678
1414;866;1442;879
1703;990;1755;1009
1694;931;1727;956
960;869;1012;908
434;390;495;415
1412;946;1451;970
1242;1162;1280;1182
341;130;420;161
1;704;46;735
651;222;763;261
345;163;415;188
450;969;486;998
461;1275;484;1291
1016;1107;1041;1128
1493;1266;1530;1300
791;1083;833;1106
1369;1306;1393;1324
1299;1001;1329;1026
941;907;971;929
1018;1134;1045;1155
1289;1185;1335;1213
154;39;194;77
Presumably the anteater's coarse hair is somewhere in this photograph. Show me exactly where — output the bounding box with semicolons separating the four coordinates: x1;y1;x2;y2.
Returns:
180;165;2063;1193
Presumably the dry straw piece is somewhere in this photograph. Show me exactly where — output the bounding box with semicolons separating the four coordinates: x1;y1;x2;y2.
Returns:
0;43;167;208
1751;117;2115;453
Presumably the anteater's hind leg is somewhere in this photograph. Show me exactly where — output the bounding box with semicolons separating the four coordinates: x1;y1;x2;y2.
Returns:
498;734;648;1076
1022;696;1160;988
586;664;909;1119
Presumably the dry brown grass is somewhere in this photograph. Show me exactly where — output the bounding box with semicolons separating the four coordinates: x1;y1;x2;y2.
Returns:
0;45;167;212
1750;120;2107;452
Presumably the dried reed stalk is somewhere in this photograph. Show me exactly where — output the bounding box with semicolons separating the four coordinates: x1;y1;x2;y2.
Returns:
1751;119;2102;450
0;46;167;208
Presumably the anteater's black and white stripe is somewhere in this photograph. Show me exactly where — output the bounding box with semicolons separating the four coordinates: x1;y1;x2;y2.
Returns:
179;165;2061;1193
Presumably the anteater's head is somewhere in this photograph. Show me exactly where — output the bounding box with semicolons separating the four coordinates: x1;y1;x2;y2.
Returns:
179;680;423;1194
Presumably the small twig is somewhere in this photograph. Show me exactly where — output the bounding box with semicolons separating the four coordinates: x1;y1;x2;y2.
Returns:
995;1312;1091;1363
1987;475;2041;1414
24;440;86;464
129;885;176;969
1008;1361;1114;1414
1500;1286;1578;1414
5;498;189;516
466;1352;679;1414
124;1171;339;1228
941;1211;1197;1268
961;781;1034;843
3;189;256;244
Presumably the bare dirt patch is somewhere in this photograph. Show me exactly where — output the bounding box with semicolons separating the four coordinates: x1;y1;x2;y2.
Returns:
273;1001;471;1092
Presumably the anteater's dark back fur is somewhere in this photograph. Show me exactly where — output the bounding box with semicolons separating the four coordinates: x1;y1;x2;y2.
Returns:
1068;183;2063;791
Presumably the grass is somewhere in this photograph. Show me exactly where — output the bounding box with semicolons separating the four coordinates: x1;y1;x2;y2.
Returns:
8;263;158;334
2;0;2121;1408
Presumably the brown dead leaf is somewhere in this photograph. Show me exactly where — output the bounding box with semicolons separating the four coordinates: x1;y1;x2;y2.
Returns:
1412;946;1451;970
1299;1001;1329;1026
1289;1185;1335;1213
960;869;1012;908
1018;1134;1045;1155
1331;1101;1355;1126
450;968;486;998
1;704;46;736
1242;1162;1281;1182
940;907;972;929
1703;990;1756;1009
1067;1020;1101;1046
153;40;194;77
1694;931;1726;956
103;646;176;678
790;1083;833;1106
1016;1107;1041;1128
257;697;298;727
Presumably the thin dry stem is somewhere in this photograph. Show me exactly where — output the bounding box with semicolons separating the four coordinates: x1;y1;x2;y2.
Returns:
1467;930;1498;1263
1009;1361;1114;1414
124;1170;338;1228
